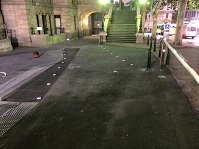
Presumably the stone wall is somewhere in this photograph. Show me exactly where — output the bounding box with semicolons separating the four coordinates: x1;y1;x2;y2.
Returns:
0;39;13;53
31;33;66;47
53;0;78;40
1;0;31;47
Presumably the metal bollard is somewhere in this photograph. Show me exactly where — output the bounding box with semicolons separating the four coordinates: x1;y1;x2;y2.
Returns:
158;40;162;58
146;48;152;70
147;35;149;45
166;49;171;65
160;49;166;70
150;37;152;49
153;37;156;52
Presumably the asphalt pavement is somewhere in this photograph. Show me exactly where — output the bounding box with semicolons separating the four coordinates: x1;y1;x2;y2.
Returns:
0;36;199;148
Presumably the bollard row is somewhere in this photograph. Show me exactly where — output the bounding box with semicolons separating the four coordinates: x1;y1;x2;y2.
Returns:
146;36;171;70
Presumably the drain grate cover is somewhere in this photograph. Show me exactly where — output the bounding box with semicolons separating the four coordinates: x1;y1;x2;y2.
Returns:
0;102;39;137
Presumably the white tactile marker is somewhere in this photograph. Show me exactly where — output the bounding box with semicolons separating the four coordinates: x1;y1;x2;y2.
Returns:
0;72;6;78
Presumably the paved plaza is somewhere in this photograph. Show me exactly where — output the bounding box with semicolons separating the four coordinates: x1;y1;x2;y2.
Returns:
0;36;199;149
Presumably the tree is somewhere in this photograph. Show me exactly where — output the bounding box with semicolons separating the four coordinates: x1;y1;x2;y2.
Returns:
140;0;199;43
173;0;188;45
150;0;164;39
173;0;199;45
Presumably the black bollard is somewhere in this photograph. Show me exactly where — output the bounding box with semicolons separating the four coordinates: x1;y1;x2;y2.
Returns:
158;40;162;58
166;49;171;65
147;35;149;45
150;37;152;49
153;37;156;52
146;48;152;70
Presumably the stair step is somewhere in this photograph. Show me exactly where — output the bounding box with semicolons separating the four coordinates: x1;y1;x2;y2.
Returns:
106;9;137;43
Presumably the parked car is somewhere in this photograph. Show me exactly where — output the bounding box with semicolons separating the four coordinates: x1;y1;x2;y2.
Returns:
182;23;197;39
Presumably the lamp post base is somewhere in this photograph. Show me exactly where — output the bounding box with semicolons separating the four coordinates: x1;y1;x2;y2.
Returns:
136;33;144;44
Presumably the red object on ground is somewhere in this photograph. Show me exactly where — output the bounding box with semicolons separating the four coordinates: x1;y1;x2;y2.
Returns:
33;52;40;58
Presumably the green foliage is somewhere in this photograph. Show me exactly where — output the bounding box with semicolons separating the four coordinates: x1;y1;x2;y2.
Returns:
187;0;199;10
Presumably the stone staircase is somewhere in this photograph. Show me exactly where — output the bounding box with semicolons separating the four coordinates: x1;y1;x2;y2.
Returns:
106;9;137;43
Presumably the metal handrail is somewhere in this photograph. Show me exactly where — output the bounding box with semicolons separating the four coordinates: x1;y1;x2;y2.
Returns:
163;38;199;84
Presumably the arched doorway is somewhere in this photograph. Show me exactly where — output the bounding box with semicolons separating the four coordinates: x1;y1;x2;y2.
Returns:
78;11;102;38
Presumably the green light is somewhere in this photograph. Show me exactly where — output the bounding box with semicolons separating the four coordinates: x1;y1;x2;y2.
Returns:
139;0;147;4
99;0;109;5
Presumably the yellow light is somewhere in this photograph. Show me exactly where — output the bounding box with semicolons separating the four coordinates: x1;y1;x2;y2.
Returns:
139;0;146;4
83;19;88;25
99;0;109;5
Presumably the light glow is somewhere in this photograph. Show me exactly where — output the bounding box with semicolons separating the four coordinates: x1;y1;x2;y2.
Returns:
139;0;146;4
99;0;109;5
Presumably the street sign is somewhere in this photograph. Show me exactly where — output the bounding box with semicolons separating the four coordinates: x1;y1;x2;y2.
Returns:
164;24;170;30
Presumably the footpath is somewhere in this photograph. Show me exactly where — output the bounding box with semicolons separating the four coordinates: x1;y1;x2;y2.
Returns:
0;36;199;148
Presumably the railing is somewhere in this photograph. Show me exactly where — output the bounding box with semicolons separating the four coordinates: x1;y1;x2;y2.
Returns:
146;36;199;84
162;38;199;84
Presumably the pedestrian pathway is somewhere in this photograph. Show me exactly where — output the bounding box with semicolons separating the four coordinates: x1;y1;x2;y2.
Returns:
0;37;199;148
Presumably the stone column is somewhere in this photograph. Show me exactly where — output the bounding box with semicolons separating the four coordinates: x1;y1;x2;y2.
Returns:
47;15;51;35
50;15;55;35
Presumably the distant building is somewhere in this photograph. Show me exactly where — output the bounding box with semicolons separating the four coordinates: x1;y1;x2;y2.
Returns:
185;10;199;23
145;5;176;32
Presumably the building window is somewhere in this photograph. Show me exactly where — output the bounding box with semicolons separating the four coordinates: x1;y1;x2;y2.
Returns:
55;15;61;34
166;13;169;18
36;15;40;34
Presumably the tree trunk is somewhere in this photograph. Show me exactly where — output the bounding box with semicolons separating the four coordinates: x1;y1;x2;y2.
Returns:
142;4;147;33
151;0;163;39
173;0;188;45
152;11;158;39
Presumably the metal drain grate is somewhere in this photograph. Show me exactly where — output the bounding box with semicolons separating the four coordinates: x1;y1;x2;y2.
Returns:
0;102;39;137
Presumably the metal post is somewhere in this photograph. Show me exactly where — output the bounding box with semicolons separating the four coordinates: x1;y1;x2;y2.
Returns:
146;48;152;70
159;40;162;58
160;49;166;70
166;49;171;65
147;35;149;45
153;37;156;52
150;37;152;49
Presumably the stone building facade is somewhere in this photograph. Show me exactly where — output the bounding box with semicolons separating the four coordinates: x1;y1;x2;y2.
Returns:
0;0;80;47
0;0;110;49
